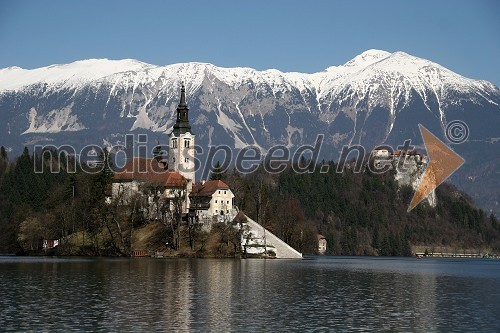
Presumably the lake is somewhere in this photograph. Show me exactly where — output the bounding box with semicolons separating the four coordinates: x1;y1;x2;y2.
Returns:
0;256;499;332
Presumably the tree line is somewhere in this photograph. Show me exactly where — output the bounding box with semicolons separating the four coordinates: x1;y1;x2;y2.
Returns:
0;147;498;256
0;147;124;254
220;160;500;256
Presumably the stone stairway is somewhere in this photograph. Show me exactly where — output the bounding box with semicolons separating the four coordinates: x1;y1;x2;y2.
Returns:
239;214;302;259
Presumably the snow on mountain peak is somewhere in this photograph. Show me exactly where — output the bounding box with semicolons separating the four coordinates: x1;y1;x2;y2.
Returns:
4;66;23;71
343;49;391;67
362;51;474;89
0;58;156;91
0;50;497;103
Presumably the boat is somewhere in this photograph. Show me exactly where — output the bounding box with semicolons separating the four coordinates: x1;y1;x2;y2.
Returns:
151;251;164;258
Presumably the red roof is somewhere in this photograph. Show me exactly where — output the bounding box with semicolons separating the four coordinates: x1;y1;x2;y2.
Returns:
113;157;186;187
190;180;230;197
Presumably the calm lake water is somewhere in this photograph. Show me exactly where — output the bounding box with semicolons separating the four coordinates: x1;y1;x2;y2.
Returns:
0;256;499;332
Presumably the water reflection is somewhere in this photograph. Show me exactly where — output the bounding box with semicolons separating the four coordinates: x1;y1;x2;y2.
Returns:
0;257;499;332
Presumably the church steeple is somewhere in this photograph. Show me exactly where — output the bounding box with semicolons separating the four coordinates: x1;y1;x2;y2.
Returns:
168;82;196;184
173;83;192;135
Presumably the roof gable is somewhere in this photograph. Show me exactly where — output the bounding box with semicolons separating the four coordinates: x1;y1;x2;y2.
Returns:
191;180;230;197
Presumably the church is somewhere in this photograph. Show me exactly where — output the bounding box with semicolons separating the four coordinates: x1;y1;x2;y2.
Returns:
111;84;236;225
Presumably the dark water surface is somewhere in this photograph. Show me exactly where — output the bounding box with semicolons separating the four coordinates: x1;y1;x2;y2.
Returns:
0;256;499;332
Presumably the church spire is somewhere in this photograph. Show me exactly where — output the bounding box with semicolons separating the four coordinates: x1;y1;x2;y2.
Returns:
173;82;192;135
179;83;187;107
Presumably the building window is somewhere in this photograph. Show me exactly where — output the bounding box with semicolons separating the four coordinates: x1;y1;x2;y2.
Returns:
224;191;226;195
215;200;217;203
172;139;177;148
227;200;229;204
184;157;188;163
218;190;221;194
216;210;218;213
184;140;190;148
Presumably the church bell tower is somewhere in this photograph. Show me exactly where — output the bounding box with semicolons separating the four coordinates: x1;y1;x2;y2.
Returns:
168;83;195;184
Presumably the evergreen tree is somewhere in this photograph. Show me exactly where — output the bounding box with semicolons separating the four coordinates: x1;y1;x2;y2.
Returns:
490;213;499;230
210;161;223;180
0;146;8;180
90;148;114;205
0;146;7;160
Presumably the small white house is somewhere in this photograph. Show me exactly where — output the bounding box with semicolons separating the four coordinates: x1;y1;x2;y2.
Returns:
317;234;327;254
189;180;235;218
43;239;59;249
372;148;390;158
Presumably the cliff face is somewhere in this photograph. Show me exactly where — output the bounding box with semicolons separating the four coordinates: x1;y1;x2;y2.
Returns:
393;156;437;208
372;151;436;208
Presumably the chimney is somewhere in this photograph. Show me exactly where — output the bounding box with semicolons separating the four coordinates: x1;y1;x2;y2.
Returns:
201;179;206;185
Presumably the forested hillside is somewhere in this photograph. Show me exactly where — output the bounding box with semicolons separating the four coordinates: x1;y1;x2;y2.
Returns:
0;147;498;256
223;161;500;255
0;147;113;254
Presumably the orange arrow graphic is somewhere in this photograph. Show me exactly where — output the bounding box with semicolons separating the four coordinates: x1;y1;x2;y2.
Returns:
408;124;465;212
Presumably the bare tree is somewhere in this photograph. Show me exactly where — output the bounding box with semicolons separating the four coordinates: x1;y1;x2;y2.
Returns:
160;188;185;250
18;217;43;251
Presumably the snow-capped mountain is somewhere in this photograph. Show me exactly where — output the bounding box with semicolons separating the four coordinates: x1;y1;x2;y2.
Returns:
0;50;499;213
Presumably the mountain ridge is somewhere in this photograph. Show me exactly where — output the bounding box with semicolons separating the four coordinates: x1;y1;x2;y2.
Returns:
0;49;499;214
1;49;497;95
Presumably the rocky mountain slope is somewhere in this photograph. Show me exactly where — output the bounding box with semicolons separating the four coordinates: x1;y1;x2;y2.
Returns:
0;50;499;213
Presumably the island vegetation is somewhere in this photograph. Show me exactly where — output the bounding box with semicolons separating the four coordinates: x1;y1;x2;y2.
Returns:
0;146;498;257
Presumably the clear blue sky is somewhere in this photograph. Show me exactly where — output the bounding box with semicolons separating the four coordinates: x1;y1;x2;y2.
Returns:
0;0;499;85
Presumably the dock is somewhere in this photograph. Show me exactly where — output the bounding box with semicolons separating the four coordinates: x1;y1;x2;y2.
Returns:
415;252;482;258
